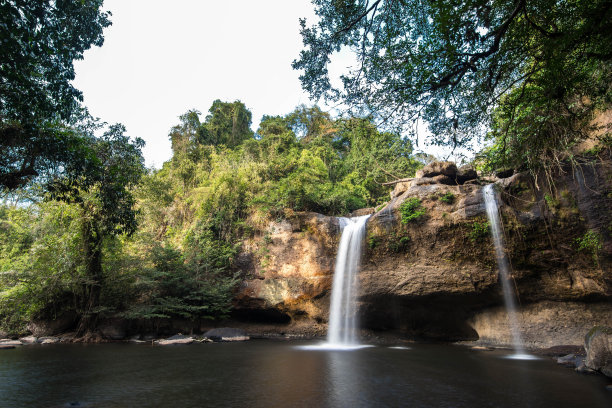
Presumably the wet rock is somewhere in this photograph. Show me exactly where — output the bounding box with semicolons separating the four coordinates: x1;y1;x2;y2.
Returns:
156;336;194;345
585;326;612;377
39;337;60;344
0;344;16;350
203;327;249;342
576;363;597;374
416;161;458;178
350;207;375;217
556;354;584;368
0;339;22;346
19;336;38;344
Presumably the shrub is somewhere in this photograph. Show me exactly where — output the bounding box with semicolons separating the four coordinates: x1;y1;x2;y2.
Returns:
439;192;455;204
469;221;490;242
399;198;425;223
575;230;603;264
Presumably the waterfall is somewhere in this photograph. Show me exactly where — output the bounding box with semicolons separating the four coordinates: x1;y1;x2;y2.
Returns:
483;184;532;358
327;215;370;346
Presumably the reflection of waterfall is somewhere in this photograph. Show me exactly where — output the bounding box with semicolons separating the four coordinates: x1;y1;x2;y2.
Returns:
483;184;527;356
327;215;370;346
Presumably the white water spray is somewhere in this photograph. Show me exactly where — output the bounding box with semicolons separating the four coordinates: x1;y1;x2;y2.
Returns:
483;184;533;358
326;215;370;347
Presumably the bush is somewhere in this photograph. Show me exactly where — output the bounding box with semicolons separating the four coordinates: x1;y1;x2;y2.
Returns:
575;230;603;264
439;192;455;204
469;221;490;242
399;198;425;223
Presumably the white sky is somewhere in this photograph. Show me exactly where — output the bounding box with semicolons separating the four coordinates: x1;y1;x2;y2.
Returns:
73;0;326;168
73;0;474;168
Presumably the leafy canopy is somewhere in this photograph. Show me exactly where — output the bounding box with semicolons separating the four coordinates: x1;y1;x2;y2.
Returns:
0;0;111;190
293;0;612;151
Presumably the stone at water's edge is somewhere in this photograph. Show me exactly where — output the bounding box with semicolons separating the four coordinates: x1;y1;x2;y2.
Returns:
156;337;194;345
203;327;249;342
585;326;612;377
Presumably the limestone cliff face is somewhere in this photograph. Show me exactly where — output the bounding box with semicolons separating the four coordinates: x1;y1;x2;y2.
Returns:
234;158;612;346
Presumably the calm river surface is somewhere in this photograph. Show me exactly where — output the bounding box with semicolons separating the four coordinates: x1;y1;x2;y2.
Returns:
1;340;610;407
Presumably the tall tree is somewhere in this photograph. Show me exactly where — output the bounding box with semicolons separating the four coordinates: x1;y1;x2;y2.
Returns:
47;123;145;334
201;100;254;147
0;0;111;190
293;0;612;150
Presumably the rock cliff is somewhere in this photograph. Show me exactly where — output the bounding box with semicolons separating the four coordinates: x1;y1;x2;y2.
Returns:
234;157;612;347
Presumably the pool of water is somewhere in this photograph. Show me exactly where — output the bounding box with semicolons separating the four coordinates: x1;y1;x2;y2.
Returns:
1;341;610;407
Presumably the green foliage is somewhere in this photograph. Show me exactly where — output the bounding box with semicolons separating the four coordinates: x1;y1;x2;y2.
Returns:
399;198;425;224
469;221;490;242
368;234;380;250
124;246;238;321
0;0;111;190
575;230;603;263
0;201;85;333
544;194;560;210
294;1;612;170
388;233;411;253
439;192;455;204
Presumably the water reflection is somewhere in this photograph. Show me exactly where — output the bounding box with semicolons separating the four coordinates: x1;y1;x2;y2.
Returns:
1;342;610;408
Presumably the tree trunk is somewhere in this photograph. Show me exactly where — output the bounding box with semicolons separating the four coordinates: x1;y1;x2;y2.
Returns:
76;212;104;336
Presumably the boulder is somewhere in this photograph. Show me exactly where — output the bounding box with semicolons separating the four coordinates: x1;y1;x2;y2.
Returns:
585;326;612;377
432;174;456;185
556;354;584;368
39;337;60;344
203;327;249;342
457;165;478;183
495;168;514;178
156;336;194;345
19;336;38;344
27;314;76;336
416;161;458;178
0;340;22;347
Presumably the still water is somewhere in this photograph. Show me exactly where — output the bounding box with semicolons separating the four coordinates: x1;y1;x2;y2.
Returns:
1;341;610;407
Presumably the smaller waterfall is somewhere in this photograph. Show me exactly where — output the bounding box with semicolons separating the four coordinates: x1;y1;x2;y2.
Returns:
327;215;370;347
483;184;533;359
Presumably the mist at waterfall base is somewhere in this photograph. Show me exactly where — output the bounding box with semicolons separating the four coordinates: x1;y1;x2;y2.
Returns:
3;342;611;408
483;184;537;360
299;215;372;351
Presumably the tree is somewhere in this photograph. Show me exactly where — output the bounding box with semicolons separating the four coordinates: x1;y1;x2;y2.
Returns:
293;0;612;151
0;0;111;190
47;123;145;333
201;100;254;147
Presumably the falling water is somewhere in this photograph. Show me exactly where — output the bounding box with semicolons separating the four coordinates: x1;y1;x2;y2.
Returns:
326;215;370;347
483;184;533;359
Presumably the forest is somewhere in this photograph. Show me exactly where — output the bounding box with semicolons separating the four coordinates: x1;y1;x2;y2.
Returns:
1;0;610;337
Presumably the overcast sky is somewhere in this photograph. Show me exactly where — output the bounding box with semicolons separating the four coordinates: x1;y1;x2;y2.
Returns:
73;1;472;168
73;0;328;168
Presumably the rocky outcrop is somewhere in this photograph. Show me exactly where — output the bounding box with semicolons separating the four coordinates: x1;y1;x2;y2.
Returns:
233;213;341;324
233;158;612;345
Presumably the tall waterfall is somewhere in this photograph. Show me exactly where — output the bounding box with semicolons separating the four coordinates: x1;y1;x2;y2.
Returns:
483;184;531;358
327;215;370;346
